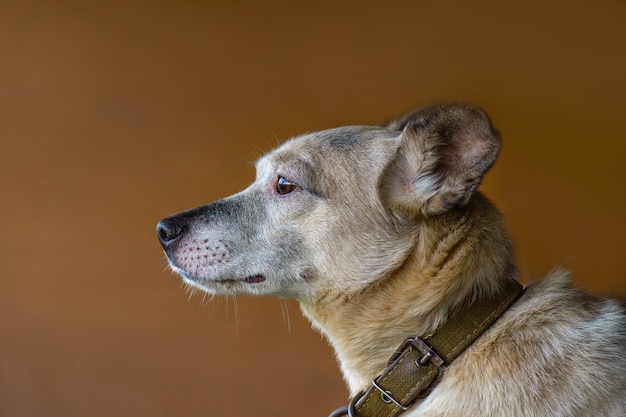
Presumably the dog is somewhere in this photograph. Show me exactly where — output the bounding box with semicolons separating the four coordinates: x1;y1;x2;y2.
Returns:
156;103;625;416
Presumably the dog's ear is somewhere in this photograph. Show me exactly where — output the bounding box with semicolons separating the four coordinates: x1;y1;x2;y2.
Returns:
382;103;501;216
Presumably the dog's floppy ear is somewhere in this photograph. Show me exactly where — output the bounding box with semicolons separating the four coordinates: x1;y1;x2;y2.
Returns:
382;103;501;216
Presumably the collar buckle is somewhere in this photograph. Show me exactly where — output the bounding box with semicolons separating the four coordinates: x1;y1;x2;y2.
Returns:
388;337;445;369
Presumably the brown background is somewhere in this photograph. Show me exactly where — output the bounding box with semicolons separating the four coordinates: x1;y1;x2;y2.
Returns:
1;1;624;416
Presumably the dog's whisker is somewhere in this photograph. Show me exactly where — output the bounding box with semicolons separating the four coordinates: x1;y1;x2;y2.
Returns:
231;295;240;335
200;293;215;308
267;126;280;147
247;145;265;162
279;299;292;334
199;292;209;307
181;284;200;303
234;152;256;167
161;256;173;273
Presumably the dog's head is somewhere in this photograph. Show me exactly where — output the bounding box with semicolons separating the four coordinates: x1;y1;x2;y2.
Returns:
157;103;501;301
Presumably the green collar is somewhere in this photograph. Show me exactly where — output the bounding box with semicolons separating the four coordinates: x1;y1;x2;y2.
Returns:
330;279;524;417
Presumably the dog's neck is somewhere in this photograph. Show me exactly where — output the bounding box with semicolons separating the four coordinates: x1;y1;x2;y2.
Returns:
300;193;516;394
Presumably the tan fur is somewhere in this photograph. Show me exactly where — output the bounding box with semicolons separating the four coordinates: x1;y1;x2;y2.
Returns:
157;103;626;416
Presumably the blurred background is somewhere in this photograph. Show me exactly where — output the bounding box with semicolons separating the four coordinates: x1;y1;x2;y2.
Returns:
1;1;624;416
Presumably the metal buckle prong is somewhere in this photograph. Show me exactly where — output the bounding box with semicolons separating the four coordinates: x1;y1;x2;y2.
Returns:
411;337;445;368
371;380;410;411
388;337;444;369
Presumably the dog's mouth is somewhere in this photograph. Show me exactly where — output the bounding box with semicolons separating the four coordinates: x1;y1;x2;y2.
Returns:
166;256;267;285
202;274;267;285
242;274;266;284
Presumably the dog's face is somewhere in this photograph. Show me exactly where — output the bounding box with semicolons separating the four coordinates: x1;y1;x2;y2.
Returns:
157;104;500;301
157;127;407;300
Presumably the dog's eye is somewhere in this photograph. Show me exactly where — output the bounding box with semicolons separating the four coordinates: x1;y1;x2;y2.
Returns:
276;176;297;195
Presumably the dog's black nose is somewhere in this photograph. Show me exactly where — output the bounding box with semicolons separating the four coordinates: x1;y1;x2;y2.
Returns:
156;217;187;249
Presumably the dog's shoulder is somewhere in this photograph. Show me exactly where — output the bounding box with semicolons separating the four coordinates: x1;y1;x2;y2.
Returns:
517;270;625;324
421;272;626;415
494;270;626;355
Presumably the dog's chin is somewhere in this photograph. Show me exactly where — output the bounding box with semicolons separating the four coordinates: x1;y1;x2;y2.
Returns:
179;272;268;295
165;260;267;291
